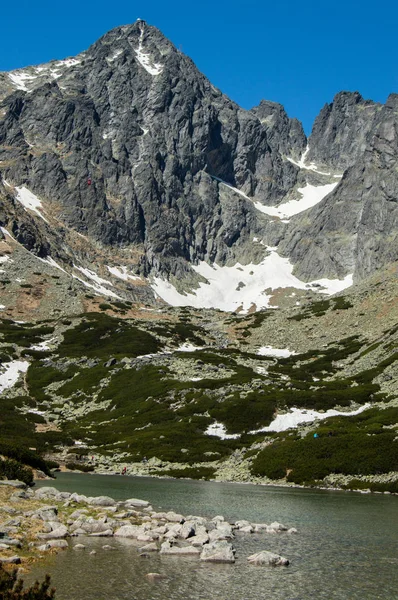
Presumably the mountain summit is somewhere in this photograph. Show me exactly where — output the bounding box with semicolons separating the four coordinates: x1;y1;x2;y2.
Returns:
0;21;397;313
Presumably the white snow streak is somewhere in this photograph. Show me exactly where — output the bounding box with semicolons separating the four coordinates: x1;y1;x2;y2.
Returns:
287;145;333;176
152;249;353;313
15;186;48;223
74;266;113;287
257;346;296;358
134;26;163;75
72;276;122;300
0;360;29;393
36;256;67;274
251;405;371;434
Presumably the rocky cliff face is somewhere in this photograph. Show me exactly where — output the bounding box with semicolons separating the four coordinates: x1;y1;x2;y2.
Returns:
279;94;398;281
0;20;397;311
307;91;381;170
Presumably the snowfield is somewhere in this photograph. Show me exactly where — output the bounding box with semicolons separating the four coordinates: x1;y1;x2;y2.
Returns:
152;248;353;313
253;182;339;220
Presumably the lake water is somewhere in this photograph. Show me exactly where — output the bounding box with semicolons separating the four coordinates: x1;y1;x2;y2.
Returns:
28;473;398;600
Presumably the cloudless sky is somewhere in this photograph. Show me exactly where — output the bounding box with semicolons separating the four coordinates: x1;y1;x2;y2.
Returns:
1;0;397;133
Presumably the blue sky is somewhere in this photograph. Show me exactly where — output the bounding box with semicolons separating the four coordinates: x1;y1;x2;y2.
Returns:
1;0;397;133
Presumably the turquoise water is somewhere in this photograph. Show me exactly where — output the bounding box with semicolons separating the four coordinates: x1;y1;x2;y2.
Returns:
27;473;398;599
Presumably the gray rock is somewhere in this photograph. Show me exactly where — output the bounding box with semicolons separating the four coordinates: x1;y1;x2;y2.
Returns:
139;542;158;552
0;480;27;489
47;539;68;549
87;496;116;507
160;541;200;556
89;529;114;537
200;541;235;563
146;573;167;581
0;556;21;564
37;525;68;539
247;550;289;566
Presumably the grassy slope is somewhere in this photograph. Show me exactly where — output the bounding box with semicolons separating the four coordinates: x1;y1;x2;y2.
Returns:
0;288;397;490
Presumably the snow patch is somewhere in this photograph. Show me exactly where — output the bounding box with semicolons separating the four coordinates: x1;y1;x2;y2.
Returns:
205;422;240;440
107;265;141;282
251;405;371;434
0;360;29;393
253;182;338;220
30;338;55;351
15;186;49;223
152;249;353;313
257;346;296;358
175;342;203;352
7;72;38;91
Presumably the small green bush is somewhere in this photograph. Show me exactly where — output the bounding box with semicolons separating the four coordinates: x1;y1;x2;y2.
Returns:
0;458;33;485
0;564;55;599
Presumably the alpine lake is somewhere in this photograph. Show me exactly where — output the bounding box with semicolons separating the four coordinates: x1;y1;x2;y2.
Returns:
26;472;398;600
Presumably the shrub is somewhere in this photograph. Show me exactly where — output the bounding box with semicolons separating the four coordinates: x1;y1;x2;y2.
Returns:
0;564;55;599
65;462;94;472
0;458;33;485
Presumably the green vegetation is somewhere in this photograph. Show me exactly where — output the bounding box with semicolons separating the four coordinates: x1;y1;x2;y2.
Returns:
57;313;160;358
0;320;54;347
251;407;398;484
0;458;33;485
65;462;94;472
162;466;216;480
289;296;353;321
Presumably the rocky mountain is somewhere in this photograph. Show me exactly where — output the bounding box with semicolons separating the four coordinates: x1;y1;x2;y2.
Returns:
0;19;396;315
0;21;397;492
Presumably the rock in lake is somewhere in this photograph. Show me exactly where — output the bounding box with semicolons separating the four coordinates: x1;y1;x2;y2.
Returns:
247;551;289;566
200;541;235;563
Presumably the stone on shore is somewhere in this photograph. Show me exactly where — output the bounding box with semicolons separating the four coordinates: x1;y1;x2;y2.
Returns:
37;525;68;539
0;481;27;489
0;556;21;564
247;551;289;566
87;496;116;507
